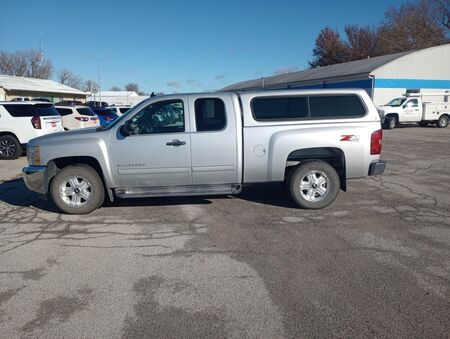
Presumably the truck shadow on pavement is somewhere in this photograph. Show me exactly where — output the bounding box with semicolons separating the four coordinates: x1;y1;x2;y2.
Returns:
0;178;296;213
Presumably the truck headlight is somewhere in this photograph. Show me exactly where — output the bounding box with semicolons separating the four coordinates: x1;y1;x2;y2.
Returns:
27;146;41;165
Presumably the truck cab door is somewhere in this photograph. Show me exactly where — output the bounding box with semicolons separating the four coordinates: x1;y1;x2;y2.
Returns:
109;96;192;188
402;99;422;122
188;94;238;184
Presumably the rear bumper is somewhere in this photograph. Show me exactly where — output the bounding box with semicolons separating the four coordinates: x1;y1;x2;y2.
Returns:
22;166;46;194
368;160;386;176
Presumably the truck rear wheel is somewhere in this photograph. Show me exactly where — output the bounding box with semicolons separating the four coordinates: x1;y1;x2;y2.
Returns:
289;161;340;209
0;135;22;160
50;164;104;214
437;115;449;128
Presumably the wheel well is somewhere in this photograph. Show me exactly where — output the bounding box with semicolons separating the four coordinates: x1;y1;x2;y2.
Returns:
46;156;113;201
0;132;20;140
285;147;347;191
386;113;399;121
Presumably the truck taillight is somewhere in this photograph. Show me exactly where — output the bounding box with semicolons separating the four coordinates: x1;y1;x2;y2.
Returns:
75;117;89;122
370;129;382;155
31;115;41;129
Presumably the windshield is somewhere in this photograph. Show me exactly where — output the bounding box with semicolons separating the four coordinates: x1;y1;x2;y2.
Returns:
33;104;60;116
77;107;96;116
385;98;406;107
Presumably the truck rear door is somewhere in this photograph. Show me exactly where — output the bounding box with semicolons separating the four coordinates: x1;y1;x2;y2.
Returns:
188;93;239;184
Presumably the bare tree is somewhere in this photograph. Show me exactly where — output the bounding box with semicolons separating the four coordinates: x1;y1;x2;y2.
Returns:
0;49;53;79
432;0;450;30
109;86;121;91
125;83;139;92
84;80;98;92
378;0;448;54
344;25;382;60
57;68;83;90
309;28;350;68
309;0;449;67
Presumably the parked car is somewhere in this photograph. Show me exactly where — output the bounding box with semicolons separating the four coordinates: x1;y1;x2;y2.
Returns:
86;101;108;108
55;105;100;130
11;97;30;102
91;107;119;126
31;97;52;102
55;100;84;106
378;92;450;129
0;102;63;160
23;89;386;214
108;105;132;116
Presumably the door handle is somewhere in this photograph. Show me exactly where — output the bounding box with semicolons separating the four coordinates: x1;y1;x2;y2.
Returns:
166;139;186;146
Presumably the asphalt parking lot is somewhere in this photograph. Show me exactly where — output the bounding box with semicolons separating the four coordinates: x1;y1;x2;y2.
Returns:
0;126;449;338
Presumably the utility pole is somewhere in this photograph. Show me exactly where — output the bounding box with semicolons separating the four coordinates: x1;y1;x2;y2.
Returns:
39;31;44;66
82;54;110;106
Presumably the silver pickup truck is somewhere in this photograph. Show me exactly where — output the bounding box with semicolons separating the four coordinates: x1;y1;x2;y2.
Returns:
23;89;386;214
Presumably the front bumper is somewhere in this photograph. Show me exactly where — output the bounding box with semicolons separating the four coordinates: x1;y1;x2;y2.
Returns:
23;166;46;194
368;160;387;176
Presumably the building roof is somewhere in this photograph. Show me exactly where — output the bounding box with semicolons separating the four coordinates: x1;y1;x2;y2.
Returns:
0;75;86;95
94;91;139;97
223;51;412;91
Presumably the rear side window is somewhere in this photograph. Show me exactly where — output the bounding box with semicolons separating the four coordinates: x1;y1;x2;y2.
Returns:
309;95;365;118
252;97;308;120
56;108;73;116
76;108;96;116
194;98;226;131
34;104;60;116
119;108;130;114
3;104;34;117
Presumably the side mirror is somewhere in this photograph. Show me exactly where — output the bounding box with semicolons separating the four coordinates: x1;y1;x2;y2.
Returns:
121;120;132;136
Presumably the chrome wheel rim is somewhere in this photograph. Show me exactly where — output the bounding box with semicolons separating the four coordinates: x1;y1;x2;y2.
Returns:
0;139;16;157
59;175;92;207
439;117;448;127
299;170;330;202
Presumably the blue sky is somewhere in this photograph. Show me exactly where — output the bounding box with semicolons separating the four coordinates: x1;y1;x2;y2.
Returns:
0;0;406;93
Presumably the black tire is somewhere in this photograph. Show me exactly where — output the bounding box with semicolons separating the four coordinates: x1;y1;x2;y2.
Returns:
437;115;449;128
50;164;104;214
385;116;397;129
0;135;22;160
289;161;340;209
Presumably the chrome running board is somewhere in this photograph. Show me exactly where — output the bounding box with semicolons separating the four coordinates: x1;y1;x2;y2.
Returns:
115;184;242;199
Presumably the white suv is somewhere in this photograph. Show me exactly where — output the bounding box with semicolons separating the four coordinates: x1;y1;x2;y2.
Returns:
0;102;63;160
108;105;132;116
55;105;100;130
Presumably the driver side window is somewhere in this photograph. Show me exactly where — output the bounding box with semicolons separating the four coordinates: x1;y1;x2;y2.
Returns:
128;99;185;135
405;99;419;108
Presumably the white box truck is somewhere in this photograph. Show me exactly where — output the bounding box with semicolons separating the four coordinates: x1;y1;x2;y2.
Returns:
378;92;450;129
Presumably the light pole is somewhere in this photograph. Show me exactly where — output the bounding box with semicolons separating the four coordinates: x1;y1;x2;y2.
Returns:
83;54;110;106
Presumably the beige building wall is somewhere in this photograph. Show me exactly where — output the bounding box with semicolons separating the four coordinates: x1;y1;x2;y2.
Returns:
4;90;86;102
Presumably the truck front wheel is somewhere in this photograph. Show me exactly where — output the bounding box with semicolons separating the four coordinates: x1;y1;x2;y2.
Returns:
437;115;449;128
289;161;340;209
50;164;105;214
385;116;397;129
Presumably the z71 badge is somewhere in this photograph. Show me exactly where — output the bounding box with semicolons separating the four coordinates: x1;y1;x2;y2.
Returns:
340;135;360;142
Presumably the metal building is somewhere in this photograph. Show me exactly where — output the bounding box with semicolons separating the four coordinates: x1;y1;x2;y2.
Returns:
86;91;149;106
223;44;450;105
0;75;87;102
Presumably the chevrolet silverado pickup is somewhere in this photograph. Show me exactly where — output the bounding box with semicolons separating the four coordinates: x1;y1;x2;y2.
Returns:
23;89;386;214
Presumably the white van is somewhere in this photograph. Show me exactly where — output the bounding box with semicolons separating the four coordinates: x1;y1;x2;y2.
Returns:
0;102;63;160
